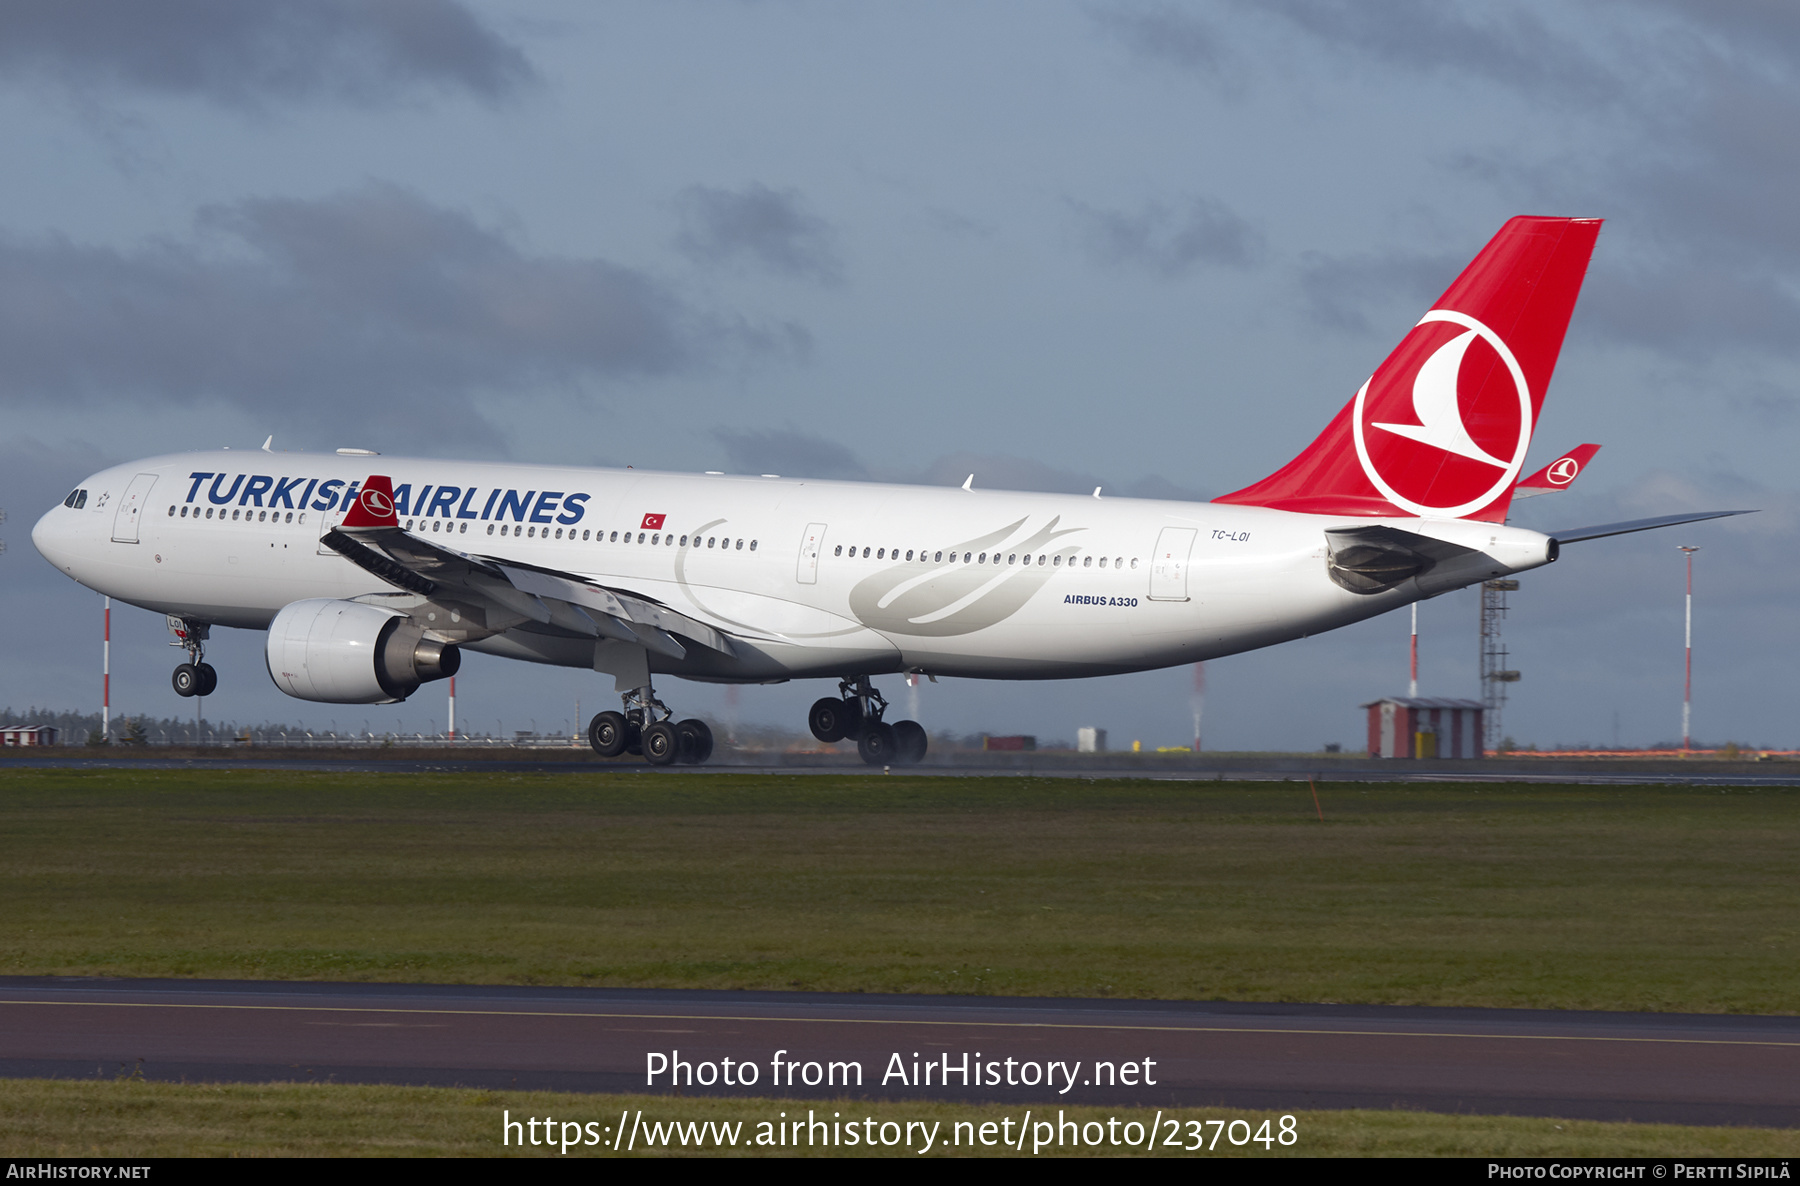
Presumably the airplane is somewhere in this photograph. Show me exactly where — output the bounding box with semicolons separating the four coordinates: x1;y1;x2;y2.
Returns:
32;216;1747;766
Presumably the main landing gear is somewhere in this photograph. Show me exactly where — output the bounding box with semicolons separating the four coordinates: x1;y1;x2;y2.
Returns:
167;616;217;698
587;680;714;766
809;676;928;766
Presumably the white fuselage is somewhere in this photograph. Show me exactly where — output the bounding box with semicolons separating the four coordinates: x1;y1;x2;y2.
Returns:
32;450;1557;687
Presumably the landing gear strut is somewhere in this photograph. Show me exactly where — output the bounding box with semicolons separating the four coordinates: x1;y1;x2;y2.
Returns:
809;676;927;766
588;679;713;766
167;616;217;698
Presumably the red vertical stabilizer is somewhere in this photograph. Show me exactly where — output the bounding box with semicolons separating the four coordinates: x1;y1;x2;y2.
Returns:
1214;216;1601;522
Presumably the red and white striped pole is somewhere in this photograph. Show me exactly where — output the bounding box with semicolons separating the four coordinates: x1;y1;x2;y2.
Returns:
1409;602;1419;698
1679;546;1699;752
102;596;111;742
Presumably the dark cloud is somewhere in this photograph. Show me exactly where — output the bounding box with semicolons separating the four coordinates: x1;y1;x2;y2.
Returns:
1073;197;1263;278
0;184;778;444
710;428;868;480
674;183;843;283
0;0;533;107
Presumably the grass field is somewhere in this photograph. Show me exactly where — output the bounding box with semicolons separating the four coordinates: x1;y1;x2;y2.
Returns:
5;1078;1797;1157
1;767;1796;1012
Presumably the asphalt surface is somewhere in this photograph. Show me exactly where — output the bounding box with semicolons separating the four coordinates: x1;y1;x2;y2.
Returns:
3;978;1796;1126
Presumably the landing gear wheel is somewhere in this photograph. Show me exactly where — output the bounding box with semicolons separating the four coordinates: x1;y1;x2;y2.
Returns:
195;663;218;697
588;711;630;757
857;721;897;766
892;719;927;766
642;721;680;766
808;697;861;743
172;663;199;698
676;719;713;765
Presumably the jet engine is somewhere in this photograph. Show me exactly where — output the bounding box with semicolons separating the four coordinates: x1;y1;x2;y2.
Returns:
265;598;460;704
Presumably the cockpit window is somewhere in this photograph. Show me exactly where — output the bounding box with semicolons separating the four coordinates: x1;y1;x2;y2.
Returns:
64;490;87;509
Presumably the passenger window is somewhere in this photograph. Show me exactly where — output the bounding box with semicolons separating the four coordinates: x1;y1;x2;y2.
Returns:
708;537;716;548
669;535;676;546
405;519;414;530
679;534;687;546
459;522;467;534
1083;555;1091;568
1099;556;1107;568
487;524;495;535
232;509;241;520
167;505;175;517
1053;555;1061;566
834;545;843;556
905;549;913;561
964;552;972;563
749;540;757;551
978;553;986;563
179;506;188;518
877;548;885;559
299;513;306;524
651;533;659;545
736;539;744;550
934;551;942;562
557;528;564;539
1130;558;1139;569
205;508;214;519
862;547;871;558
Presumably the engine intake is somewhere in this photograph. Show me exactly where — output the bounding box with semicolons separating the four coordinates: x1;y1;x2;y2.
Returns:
265;598;460;704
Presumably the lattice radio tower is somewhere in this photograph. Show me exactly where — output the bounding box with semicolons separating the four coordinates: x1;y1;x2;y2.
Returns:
1479;579;1521;750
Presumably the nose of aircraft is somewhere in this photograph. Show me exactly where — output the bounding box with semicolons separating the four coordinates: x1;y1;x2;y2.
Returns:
32;501;79;574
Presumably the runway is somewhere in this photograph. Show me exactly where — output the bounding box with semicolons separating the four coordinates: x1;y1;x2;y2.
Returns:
3;978;1796;1126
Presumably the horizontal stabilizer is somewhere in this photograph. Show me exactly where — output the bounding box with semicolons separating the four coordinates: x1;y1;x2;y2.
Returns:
1549;510;1754;544
1513;443;1601;499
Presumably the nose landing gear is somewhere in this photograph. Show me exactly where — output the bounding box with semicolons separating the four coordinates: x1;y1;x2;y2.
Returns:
587;680;714;766
809;676;927;766
167;616;217;698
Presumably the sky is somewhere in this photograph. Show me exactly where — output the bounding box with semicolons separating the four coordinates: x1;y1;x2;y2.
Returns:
1;0;1795;750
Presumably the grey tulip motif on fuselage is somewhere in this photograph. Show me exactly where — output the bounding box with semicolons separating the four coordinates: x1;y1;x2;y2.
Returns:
847;515;1083;637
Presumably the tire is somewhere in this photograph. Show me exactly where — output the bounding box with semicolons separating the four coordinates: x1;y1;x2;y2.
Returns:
195;663;218;697
676;719;714;765
172;663;198;698
588;711;629;757
857;721;897;766
892;719;927;766
808;696;860;743
642;721;680;766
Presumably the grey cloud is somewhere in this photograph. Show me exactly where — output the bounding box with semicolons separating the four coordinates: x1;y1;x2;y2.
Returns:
1296;249;1462;335
674;184;843;283
711;428;868;480
0;0;533;107
0;185;730;444
1090;5;1236;79
1073;197;1263;278
1249;0;1619;105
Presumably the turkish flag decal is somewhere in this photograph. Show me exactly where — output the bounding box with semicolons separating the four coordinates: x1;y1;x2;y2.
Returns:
640;513;666;530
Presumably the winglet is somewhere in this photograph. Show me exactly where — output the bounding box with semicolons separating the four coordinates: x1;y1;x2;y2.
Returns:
340;475;399;530
962;474;974;491
1514;443;1601;499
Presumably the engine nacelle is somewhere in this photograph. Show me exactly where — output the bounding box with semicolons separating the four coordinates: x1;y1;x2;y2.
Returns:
265;598;460;704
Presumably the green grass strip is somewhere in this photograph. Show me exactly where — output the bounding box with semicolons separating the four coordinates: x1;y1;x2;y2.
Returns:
1;769;1797;1012
4;1079;1797;1157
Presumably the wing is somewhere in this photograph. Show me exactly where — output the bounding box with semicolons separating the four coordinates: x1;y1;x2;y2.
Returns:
323;475;734;660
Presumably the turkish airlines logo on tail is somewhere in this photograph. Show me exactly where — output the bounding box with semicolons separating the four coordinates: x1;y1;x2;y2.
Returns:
640;513;666;530
1546;457;1580;485
1352;310;1534;517
360;488;394;518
